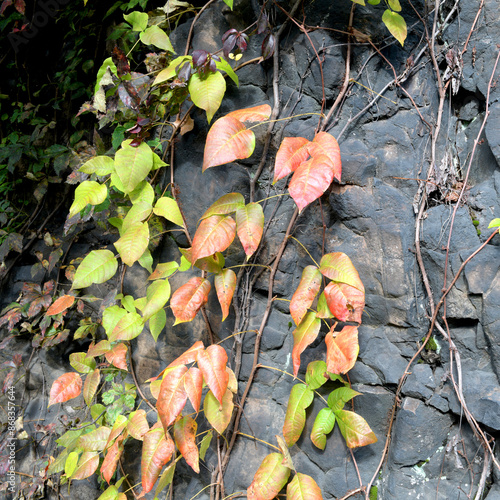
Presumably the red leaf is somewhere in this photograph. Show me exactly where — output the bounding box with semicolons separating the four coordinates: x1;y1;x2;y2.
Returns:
292;312;321;377
323;282;365;323
101;435;124;484
196;345;228;405
49;373;82;406
247;453;291;500
184;367;203;412
319;253;364;292
72;451;99;480
235;203;264;258
273;137;310;184
214;269;236;321
226;104;272;122
289;265;322;325
191;215;236;264
167;341;205;369
46;295;75;316
141;424;175;494
2;371;14;394
170;277;211;325
203;116;255;170
174;416;199;473
289;155;335;212
14;0;25;14
0;1;13;16
105;343;128;371
325;326;359;375
157;365;188;430
0;307;22;330
307;132;341;182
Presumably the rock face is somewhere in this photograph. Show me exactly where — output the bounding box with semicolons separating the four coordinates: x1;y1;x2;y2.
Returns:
2;0;500;499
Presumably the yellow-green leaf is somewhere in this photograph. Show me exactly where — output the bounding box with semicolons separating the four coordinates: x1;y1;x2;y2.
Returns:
114;142;153;193
114;222;149;267
72;250;118;290
382;9;407;46
153;197;184;227
140;25;175;52
69;181;108;218
79;156;115;176
188;71;226;124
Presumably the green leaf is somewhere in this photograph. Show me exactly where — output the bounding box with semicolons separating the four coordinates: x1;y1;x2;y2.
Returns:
287;473;323;500
305;360;328;391
222;0;233;8
202;193;245;219
64;451;79;478
79;156;115;176
124;11;148;31
70;352;96;374
367;0;380;3
283;384;314;447
350;0;365;4
153;55;191;85
78;426;112;452
97;485;119;500
327;387;360;412
102;306;127;338
138;248;153;273
114;142;153;194
335;409;377;448
142;279;171;321
387;0;401;11
154;462;176;498
488;218;500;229
109;311;144;341
199;430;212;461
72;250;118;290
247;453;291;500
122;202;153;233
316;291;334;319
140;25;175;52
153;197;185;227
94;58;118;94
382;9;407;46
318;252;364;292
149;308;166;341
204;389;234;434
215;58;238;86
114;222;150;267
310;408;335;450
148;261;179;280
69;181;108;218
188;71;226;124
152;151;167;170
129;181;155;205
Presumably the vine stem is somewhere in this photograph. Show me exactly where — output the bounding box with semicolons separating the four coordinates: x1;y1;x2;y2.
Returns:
183;0;219;56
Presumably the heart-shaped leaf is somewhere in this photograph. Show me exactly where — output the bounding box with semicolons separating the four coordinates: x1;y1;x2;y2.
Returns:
290;266;322;325
292;312;321;377
203;115;255;170
236;203;264;259
170;277;211;325
214;269;236;321
325;326;359;375
191;215;236;263
273;137;310;184
247;453;291;500
174;416;199;473
289;155;335;212
283;383;314;447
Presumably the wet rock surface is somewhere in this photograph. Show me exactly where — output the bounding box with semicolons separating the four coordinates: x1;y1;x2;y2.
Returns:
1;0;500;499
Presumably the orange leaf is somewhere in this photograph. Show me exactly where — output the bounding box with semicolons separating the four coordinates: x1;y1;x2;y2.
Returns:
174;416;199;473
157;365;188;431
289;265;322;325
167;341;205;369
292;312;321;377
307;132;341;182
105;343;128;370
226;104;272;122
247;453;291;500
46;295;75;316
318;253;364;292
214;269;236;321
273;137;310;184
323;282;365;323
87;340;111;357
235;203;264;259
72;451;99;480
170;277;211;325
184;367;203;412
49;372;82;406
335;409;377;448
203;115;255;170
191;215;236;264
289;155;335;212
83;368;100;406
101;435;124;484
128;409;150;441
141;424;175;494
325;325;359;374
196;344;228;405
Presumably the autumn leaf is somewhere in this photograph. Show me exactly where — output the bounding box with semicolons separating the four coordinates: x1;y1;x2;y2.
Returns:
273;137;310;184
83;368;100;406
105;342;128;371
226;104;272;122
318;253;364;292
157;365;188;431
170;277;211;325
196;344;229;404
191;215;236;264
167;341;205;369
283;383;314;447
184;367;203;413
307;132;341;182
204;389;234;434
101;435;124;483
71;451;99;480
323;282;365;323
235;203;264;258
292;312;321;377
49;373;82;406
203;115;255;170
325;326;359;375
289;155;335;212
290;265;322;325
335;409;377;448
46;295;75;316
174;416;199;473
128;410;150;441
247;453;291;500
214;269;237;321
287;473;323;500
